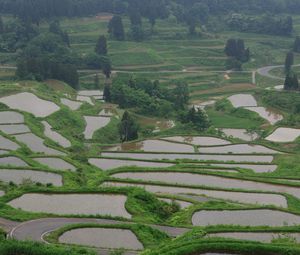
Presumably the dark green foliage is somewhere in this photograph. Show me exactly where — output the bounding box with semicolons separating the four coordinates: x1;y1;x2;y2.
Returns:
0;239;94;255
84;53;111;77
227;13;293;36
127;188;180;222
0;16;4;34
95;35;107;55
180;107;210;131
49;20;70;47
118;111;139;142
284;72;299;91
173;82;189;110
101;56;112;78
225;39;250;63
94;74;100;89
108;15;125;41
285;51;294;73
16;33;79;89
103;83;111;102
225;57;242;71
129;25;145;42
293;36;300;53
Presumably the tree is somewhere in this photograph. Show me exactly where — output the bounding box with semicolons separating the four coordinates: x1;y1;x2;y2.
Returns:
284;72;299;90
49;20;69;47
285;51;294;73
94;74;100;89
101;56;112;78
173;82;189;110
95;35;107;55
108;15;125;41
130;25;144;41
225;38;249;62
103;83;111;102
119;111;139;142
293;36;300;53
128;4;142;26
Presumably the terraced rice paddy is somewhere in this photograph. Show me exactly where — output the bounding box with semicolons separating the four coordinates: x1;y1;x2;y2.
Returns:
60;98;82;110
0;156;28;167
8;194;131;218
109;139;195;153
83;116;111;139
162;136;231;146
201;163;277;173
76;95;94;105
0;92;60;117
103;182;287;207
228;94;257;108
0;111;24;124
0;135;20;150
208;232;300;243
89;158;174;170
266;127;300;142
0;124;30;135
14;133;65;155
0;169;62;186
244;106;283;125
33;157;76;171
42;121;71;148
221;129;259;141
192;209;300;227
102;152;274;163
59;228;143;250
197;144;280;154
110;171;300;199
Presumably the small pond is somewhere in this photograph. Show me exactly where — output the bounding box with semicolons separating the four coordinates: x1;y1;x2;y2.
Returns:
59;228;143;250
8;194;131;218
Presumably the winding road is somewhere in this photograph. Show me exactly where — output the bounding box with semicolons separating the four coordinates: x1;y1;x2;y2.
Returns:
0;217;189;254
256;64;300;81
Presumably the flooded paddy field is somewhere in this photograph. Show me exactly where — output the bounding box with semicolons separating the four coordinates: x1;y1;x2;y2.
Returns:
83;116;110;139
266;128;300;142
14;133;65;155
161;136;231;146
110;171;300;199
60;98;82;110
0;169;62;186
0;111;24;124
8;193;131;218
221;129;259;141
33;157;76;171
89;158;174;170
0;92;60;117
0;135;20;150
59;228;143;250
0;124;30;135
192;209;300;227
42;121;71;148
103;182;287;207
0;156;28;167
102;152;274;163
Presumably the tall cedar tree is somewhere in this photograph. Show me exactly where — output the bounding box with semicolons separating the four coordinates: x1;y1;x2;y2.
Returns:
108;15;125;41
101;56;112;78
94;74;100;89
293;36;300;53
174;82;189;110
284;73;299;90
103;83;111;102
95;35;107;55
119;111;138;142
285;51;294;73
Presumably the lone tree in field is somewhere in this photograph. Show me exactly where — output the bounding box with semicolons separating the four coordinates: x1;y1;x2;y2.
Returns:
119;111;139;142
225;38;249;62
293;36;300;53
284;72;299;90
285;51;294;73
95;35;107;55
108;15;125;41
103;83;111;102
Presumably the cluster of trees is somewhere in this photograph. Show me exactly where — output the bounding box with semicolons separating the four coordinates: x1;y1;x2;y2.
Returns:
16;22;79;89
179;107;210;131
225;39;250;70
119;111;139;142
227;14;293;36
